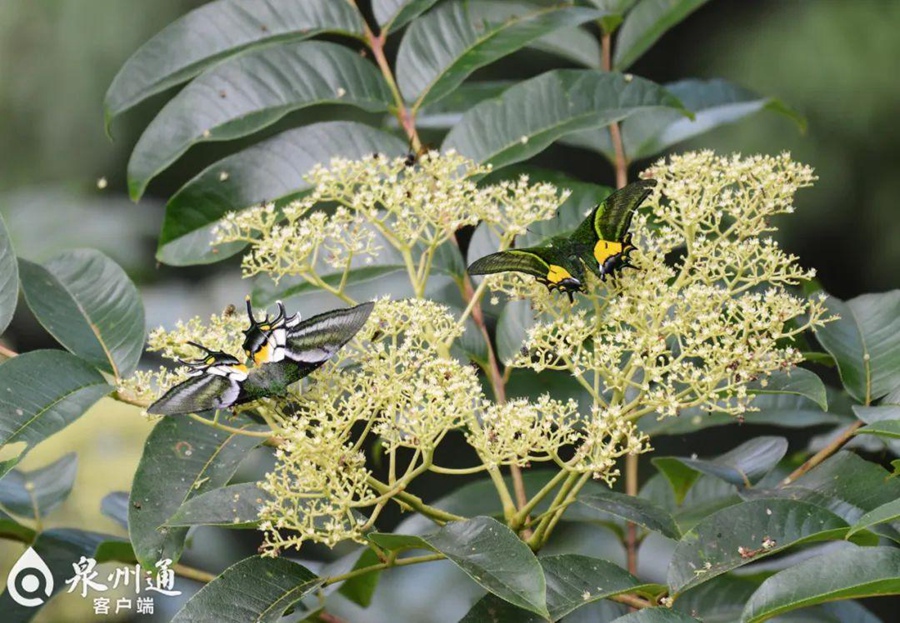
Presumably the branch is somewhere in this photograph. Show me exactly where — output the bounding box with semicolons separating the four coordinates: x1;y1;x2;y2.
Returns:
781;420;863;485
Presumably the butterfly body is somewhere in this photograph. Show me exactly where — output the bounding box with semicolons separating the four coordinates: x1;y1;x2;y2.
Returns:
467;180;655;299
147;301;374;415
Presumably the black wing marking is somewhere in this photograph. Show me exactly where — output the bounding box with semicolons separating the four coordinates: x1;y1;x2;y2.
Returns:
147;371;244;415
467;249;552;280
591;179;657;242
283;302;374;364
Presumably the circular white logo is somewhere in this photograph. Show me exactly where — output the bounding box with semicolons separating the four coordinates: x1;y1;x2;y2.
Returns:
6;547;54;607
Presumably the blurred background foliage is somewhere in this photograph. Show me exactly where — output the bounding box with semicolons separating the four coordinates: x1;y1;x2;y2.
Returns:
1;1;898;620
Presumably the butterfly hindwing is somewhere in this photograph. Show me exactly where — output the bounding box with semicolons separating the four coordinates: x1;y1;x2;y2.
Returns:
282;301;374;364
590;179;657;242
147;370;244;415
467;249;552;280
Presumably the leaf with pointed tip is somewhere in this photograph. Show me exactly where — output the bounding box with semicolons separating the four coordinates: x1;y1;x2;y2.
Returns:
857;420;900;439
848;498;900;538
158;122;405;266
101;491;129;530
741;546;900;623
575;490;680;540
397;1;605;110
128;41;392;200
375;0;441;33
166;481;271;528
444;69;686;168
18;250;144;377
815;290;900;404
586;0;637;33
657;437;789;490
0;509;35;543
170;556;321;623
104;0;364;124
373;517;548;616
0;213;17;334
563;78;805;162
748;368;827;410
667;498;852;595
613;0;710;70
0;453;78;518
746;452;900;543
0;350;111;480
531;21;602;68
129;414;265;569
460;554;650;622
642;393;846;436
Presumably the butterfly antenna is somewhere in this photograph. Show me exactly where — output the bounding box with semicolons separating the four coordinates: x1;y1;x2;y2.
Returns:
271;300;286;325
245;296;255;322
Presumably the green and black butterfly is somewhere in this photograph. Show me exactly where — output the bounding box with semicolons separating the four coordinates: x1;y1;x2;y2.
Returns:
467;179;657;301
147;299;374;415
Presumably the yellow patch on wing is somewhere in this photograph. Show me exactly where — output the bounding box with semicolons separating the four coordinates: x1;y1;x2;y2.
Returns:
546;264;573;284
593;239;624;265
230;363;249;374
253;343;270;365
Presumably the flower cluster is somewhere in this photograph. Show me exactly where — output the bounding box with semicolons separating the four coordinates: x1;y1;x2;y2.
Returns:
213;151;565;293
504;151;828;420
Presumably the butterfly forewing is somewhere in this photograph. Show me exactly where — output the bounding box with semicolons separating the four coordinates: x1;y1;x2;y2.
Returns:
147;372;244;415
467;249;552;279
591;179;657;242
283;302;375;364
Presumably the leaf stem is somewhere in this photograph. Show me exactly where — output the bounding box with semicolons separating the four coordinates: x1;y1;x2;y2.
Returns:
172;562;216;584
781;420;863;485
322;553;444;587
186;413;274;439
0;343;17;359
366;477;465;524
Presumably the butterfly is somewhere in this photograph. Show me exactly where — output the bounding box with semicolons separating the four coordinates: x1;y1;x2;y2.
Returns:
467;179;657;301
147;299;374;415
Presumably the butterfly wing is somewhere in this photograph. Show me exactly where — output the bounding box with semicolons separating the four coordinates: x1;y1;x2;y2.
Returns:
467;249;552;280
147;371;244;415
282;302;374;364
589;179;657;242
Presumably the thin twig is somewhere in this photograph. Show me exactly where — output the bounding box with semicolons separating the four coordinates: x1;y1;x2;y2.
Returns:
781;420;863;485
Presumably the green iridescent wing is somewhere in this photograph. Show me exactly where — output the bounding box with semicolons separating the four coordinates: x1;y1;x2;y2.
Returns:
283;302;374;365
576;179;657;243
467;249;553;280
147;370;245;415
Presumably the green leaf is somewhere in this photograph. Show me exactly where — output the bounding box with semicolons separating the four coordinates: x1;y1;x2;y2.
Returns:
496;299;534;365
159;122;406;266
612;609;703;622
748;369;827;411
0;528;125;622
460;554;648;622
0;213;17;334
336;548;382;607
414;81;514;129
815;290;900;404
564;79;805;162
575;490;680;540
667;498;852;595
0;350;111;479
129;414;265;569
443;69;685;169
672;574;760;622
613;0;710;70
374;517;548;616
100;491;129;530
657;437;789;490
397;1;605;110
170;556;322;623
857;420;900;439
651;457;701;505
374;0;441;33
166;481;271;528
587;0;638;34
543;554;653;620
748;452;900;541
642;393;846;436
0;453;77;518
741;546;900;623
848;497;900;538
425;516;548;616
104;0;364;124
0;509;35;543
530;20;602;68
18;250;145;377
128;41;393;200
